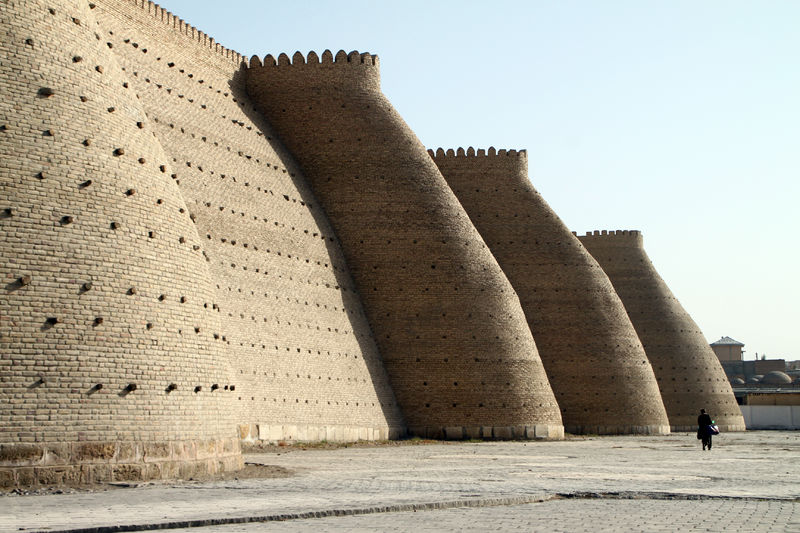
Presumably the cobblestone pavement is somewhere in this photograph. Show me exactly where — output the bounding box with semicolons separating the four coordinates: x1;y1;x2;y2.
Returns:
168;499;800;533
1;431;798;533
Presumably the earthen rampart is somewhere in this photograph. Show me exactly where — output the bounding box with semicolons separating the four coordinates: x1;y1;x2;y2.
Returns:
578;231;745;431
246;53;564;440
431;148;670;435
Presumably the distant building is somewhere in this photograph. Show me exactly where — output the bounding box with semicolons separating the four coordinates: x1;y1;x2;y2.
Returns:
711;336;745;362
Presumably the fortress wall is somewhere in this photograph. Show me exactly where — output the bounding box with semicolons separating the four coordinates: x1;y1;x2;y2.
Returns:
92;0;405;441
0;0;241;487
578;231;745;431
246;53;563;440
431;148;670;435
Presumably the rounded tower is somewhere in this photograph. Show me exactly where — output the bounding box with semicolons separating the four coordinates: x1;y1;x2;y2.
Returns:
431;148;670;435
91;1;406;444
578;231;745;431
0;0;241;486
245;51;562;439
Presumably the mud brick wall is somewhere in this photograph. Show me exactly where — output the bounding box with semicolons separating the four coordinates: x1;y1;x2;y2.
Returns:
246;52;563;440
92;0;405;442
0;0;241;488
579;231;745;431
432;148;670;435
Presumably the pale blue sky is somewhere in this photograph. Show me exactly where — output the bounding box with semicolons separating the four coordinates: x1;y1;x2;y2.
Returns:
157;0;799;360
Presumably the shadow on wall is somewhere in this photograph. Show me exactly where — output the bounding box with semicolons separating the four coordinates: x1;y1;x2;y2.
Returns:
228;65;404;429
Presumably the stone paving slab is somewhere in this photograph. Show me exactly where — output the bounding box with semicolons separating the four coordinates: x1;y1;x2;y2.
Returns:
1;432;798;533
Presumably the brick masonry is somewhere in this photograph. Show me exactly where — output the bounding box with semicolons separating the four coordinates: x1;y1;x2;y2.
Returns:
246;52;564;440
431;148;670;435
578;231;746;431
92;0;406;444
0;0;743;487
0;0;242;487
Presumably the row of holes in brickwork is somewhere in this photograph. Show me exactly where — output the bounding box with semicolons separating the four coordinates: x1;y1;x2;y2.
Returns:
238;397;391;408
173;156;315;217
9;202;199;251
10;275;213;307
6;202;198;254
39;315;220;338
235;345;364;358
451;187;524;194
148;113;286;175
250;372;368;383
223;322;373;344
204;227;346;276
216;285;362;319
26;378;233;394
221;309;356;337
214;258;353;294
217;330;374;347
407;356;518;364
202;208;333;248
665;389;728;396
416;403;544;409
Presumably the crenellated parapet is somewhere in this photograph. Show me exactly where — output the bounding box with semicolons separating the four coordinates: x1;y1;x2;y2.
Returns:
428;147;526;175
581;229;641;237
99;0;246;65
433;149;670;435
576;230;643;247
249;50;380;93
428;147;527;158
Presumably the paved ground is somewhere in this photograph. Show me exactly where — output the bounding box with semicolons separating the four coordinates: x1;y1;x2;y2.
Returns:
1;431;798;532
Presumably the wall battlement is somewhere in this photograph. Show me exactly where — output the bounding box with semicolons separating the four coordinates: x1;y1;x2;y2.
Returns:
248;50;380;92
428;147;527;158
252;50;379;67
102;0;246;65
577;230;643;243
583;229;641;236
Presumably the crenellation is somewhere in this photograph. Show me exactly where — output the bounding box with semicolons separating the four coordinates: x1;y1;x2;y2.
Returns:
429;147;527;160
257;49;380;68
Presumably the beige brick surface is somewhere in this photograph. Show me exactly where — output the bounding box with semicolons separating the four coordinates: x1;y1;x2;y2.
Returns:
432;148;670;435
579;231;745;431
246;52;563;436
92;0;405;440
0;0;241;486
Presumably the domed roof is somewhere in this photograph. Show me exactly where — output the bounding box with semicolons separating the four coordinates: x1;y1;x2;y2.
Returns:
746;376;761;384
760;371;792;385
730;377;745;385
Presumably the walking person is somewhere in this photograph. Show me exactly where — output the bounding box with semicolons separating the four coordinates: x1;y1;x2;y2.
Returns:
698;408;713;450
